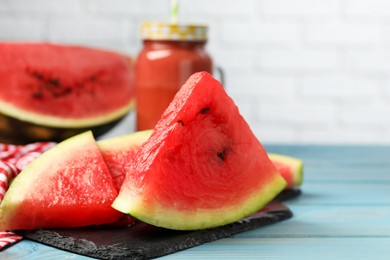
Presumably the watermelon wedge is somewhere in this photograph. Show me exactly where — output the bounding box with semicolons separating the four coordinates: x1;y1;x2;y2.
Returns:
97;129;152;190
97;130;153;227
0;131;122;230
112;72;287;230
269;153;304;188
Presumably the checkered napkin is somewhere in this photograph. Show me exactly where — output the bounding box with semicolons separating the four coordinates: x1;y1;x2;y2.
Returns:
0;142;55;250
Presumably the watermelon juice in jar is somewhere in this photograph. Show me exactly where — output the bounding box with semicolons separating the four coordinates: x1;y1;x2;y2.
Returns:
135;22;213;131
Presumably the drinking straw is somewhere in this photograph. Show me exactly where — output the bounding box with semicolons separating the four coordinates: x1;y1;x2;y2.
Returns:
170;0;179;23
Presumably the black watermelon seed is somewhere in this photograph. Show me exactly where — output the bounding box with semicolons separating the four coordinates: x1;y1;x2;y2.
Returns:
217;151;225;161
200;107;210;114
217;147;229;161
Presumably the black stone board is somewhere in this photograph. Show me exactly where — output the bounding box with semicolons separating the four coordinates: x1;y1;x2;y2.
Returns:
16;198;294;260
275;187;301;201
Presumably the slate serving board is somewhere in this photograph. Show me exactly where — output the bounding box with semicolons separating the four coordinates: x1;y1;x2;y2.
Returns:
17;189;300;260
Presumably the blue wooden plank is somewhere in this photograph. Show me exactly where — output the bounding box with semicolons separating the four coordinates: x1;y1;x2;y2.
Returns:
302;166;390;183
265;145;390;163
235;205;390;237
0;240;93;260
160;237;390;259
288;183;390;205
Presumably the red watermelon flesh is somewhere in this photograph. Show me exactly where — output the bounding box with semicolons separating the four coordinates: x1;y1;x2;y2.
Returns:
112;72;287;230
0;42;135;127
0;131;122;230
100;129;303;190
274;161;295;187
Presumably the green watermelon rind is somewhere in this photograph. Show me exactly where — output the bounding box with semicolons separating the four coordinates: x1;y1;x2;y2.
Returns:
268;153;304;187
0;98;135;128
112;175;286;230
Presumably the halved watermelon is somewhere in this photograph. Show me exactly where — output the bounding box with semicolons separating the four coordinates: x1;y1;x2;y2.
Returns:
112;72;287;230
0;42;135;144
0;131;122;230
269;153;304;188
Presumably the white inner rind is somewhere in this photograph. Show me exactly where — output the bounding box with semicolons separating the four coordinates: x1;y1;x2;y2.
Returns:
0;98;135;128
97;130;152;150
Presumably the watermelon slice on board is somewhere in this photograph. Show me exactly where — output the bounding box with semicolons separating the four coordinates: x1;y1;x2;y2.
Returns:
97;130;153;227
0;131;123;230
112;72;287;230
97;129;152;190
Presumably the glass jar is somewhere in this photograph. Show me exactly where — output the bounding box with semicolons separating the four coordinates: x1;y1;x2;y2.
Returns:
135;22;213;131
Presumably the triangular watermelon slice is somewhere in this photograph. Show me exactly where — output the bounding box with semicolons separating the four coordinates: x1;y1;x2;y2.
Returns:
112;72;287;230
0;131;122;230
269;153;304;188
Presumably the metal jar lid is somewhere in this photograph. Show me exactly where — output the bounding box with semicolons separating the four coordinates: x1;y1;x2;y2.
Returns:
141;22;208;41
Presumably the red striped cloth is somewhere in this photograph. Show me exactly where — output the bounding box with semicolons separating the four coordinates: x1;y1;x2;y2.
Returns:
0;142;55;250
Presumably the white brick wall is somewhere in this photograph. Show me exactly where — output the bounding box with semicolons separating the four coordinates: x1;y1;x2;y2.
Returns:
1;0;390;144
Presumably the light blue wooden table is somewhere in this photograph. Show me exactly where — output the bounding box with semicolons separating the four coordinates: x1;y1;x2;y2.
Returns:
1;145;389;259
